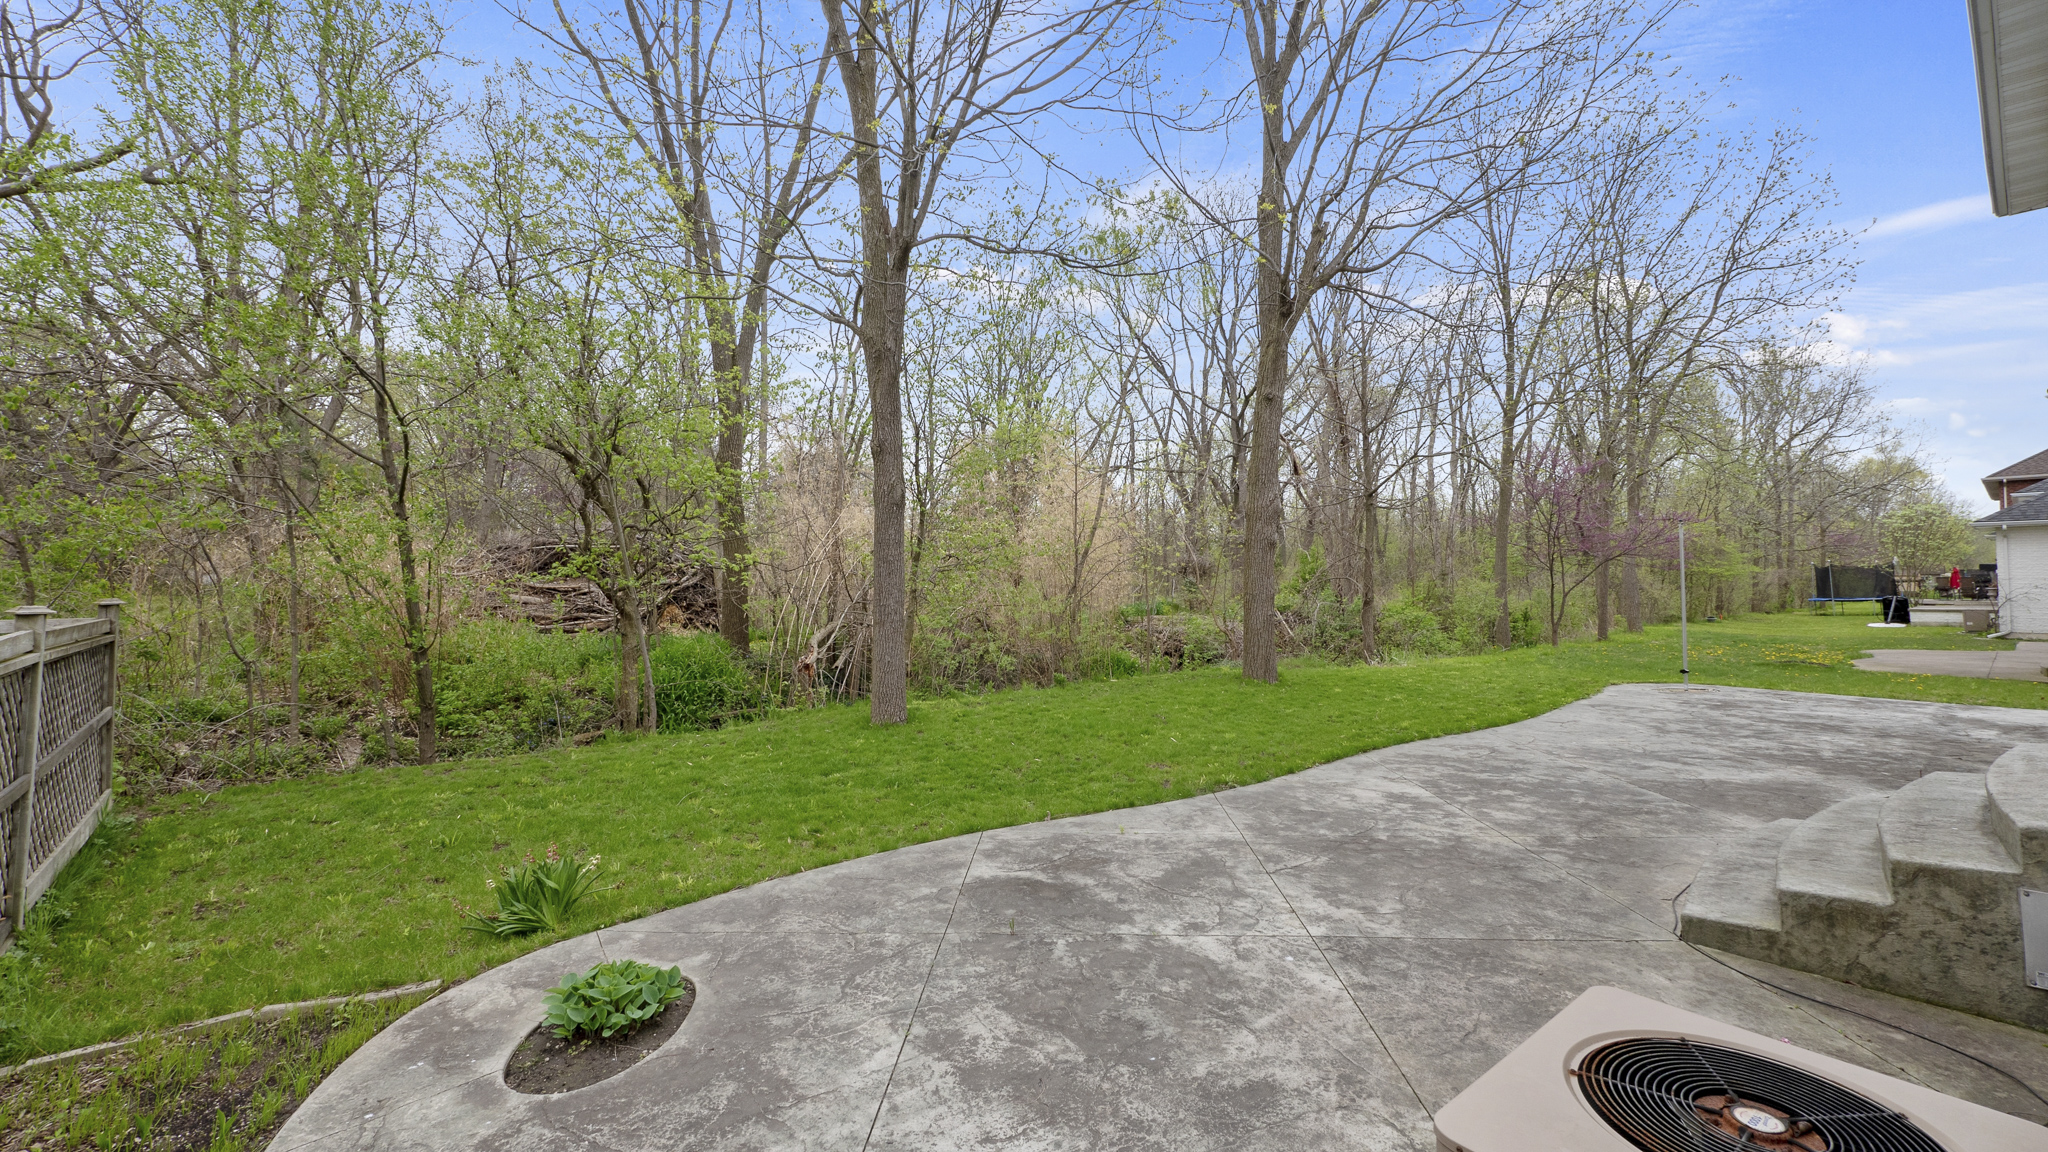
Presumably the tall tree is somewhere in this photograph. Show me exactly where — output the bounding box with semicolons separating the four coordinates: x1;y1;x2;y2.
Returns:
443;105;722;731
541;0;846;655
1571;109;1848;631
1159;0;1647;682
814;0;1145;723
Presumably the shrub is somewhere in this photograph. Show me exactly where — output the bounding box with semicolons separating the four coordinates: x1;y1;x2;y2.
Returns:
432;620;617;752
1374;583;1544;655
542;960;690;1040
1180;615;1229;668
458;844;604;936
1287;590;1362;656
650;632;754;731
1376;597;1456;656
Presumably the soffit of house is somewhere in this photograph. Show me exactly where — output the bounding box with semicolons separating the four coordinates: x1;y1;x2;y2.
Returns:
1971;0;2048;215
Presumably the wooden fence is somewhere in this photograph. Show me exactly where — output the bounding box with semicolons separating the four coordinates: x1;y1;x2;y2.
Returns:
0;601;121;950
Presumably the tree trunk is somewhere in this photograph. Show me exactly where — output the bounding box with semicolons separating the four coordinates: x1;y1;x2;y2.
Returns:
820;5;909;724
712;342;752;655
283;502;302;730
478;437;505;542
613;588;651;730
1622;474;1645;632
1595;560;1611;640
371;386;437;764
1491;397;1518;648
1594;455;1614;640
861;276;910;724
6;530;35;605
1360;494;1379;661
715;477;751;653
1241;327;1286;683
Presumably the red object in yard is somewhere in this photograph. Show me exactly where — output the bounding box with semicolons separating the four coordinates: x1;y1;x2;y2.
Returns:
1951;566;1962;593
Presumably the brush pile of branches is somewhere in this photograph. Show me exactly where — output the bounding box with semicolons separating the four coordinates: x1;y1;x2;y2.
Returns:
474;541;719;633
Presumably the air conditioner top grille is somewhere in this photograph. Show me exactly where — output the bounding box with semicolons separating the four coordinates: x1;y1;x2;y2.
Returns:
1575;1038;1947;1152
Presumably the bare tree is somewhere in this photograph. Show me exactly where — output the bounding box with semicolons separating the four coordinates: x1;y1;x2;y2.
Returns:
0;0;134;197
1149;0;1649;682
1570;110;1849;631
1444;121;1609;647
1715;348;1894;607
811;0;1146;723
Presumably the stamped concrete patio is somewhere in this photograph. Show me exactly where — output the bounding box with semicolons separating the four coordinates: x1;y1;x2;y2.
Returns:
269;685;2048;1151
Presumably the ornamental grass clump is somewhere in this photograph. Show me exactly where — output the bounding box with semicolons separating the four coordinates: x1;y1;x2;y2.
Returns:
543;961;690;1040
458;844;606;936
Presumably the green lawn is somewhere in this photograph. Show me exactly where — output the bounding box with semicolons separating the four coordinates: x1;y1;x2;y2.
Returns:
11;610;2040;1059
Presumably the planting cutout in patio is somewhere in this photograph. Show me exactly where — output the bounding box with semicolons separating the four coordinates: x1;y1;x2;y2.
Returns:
504;975;696;1094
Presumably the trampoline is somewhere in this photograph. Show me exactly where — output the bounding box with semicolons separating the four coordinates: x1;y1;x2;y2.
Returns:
1809;565;1898;615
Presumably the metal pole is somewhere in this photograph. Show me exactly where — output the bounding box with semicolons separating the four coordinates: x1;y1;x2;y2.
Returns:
1678;527;1690;687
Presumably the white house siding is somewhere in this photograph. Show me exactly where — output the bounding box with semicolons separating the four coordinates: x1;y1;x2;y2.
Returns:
1997;524;2048;637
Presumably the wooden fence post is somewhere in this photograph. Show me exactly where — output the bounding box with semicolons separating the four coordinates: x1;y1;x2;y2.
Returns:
5;606;52;936
97;601;123;795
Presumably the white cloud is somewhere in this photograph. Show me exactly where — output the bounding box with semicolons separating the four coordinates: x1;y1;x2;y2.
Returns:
1822;311;1868;342
1836;279;2048;513
1865;195;1991;238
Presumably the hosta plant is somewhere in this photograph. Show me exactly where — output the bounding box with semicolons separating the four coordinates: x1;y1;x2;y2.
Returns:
458;844;605;936
543;960;691;1040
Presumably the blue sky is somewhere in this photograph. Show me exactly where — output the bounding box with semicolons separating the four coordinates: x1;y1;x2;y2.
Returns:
1669;0;2046;510
61;0;2042;509
441;0;2040;510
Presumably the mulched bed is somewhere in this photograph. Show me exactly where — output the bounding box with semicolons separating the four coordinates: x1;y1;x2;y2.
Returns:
503;981;695;1094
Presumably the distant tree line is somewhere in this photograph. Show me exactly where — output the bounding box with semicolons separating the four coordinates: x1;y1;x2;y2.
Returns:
0;0;1977;774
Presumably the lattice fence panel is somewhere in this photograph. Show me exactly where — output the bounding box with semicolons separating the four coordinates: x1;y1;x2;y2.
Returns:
28;725;106;871
0;667;23;789
37;644;110;760
0;666;25;920
0;622;118;932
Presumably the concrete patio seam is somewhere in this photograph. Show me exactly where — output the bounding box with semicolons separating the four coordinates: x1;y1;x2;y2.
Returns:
858;830;983;1152
1207;790;1436;1120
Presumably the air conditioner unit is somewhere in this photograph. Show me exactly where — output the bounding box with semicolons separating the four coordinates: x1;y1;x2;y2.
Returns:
1434;986;2048;1152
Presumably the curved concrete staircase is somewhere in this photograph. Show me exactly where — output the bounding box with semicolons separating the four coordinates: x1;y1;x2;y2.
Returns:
1679;744;2048;1030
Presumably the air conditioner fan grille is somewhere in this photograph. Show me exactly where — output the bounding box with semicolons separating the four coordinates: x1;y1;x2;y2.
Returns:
1575;1038;1945;1152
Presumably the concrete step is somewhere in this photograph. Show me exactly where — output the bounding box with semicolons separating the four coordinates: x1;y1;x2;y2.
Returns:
1865;771;2039;1029
1988;744;2048;888
1773;794;1892;976
1682;765;2047;1030
1879;771;2021;891
1778;793;1894;906
1677;819;1800;962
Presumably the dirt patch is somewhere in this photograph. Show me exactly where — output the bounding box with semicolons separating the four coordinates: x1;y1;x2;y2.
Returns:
503;982;695;1094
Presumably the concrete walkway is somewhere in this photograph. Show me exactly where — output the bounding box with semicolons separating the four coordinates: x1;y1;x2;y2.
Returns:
1854;640;2048;682
270;686;2048;1152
